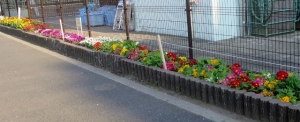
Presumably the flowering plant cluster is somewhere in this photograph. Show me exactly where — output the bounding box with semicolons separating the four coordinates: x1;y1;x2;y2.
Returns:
33;29;84;43
0;17;33;29
0;17;85;43
1;17;300;104
78;37;300;104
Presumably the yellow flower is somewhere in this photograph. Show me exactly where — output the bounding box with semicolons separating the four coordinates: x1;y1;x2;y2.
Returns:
178;56;187;61
178;68;184;73
192;69;198;78
200;70;206;76
120;48;128;56
211;59;219;65
264;80;269;86
183;65;190;69
289;73;293;77
119;42;124;47
262;89;274;97
143;57;147;61
267;83;275;89
111;44;118;51
279;96;291;103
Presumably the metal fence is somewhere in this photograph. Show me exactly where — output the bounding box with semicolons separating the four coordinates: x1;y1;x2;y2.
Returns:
1;0;300;75
129;0;300;75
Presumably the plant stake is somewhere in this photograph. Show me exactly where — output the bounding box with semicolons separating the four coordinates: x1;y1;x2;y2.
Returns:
157;35;167;70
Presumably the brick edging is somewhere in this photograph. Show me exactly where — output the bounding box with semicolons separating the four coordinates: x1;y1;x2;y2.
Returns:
1;25;300;122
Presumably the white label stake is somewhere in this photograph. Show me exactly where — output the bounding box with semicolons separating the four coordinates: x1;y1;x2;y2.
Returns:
18;7;21;20
157;35;167;70
59;19;65;41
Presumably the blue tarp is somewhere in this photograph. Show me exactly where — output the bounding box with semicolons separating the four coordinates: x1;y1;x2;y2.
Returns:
79;5;117;26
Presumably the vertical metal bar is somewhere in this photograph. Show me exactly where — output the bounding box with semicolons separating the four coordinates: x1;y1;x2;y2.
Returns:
6;0;10;17
59;0;65;33
123;0;130;40
14;0;18;14
0;1;4;16
85;0;91;37
26;0;31;19
40;0;45;22
185;0;193;59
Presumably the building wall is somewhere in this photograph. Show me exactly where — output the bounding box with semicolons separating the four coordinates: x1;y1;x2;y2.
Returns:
134;0;242;41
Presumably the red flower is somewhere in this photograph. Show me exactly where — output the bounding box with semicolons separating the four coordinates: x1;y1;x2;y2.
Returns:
179;61;186;66
239;76;251;83
252;82;260;89
276;70;288;81
231;63;241;68
166;52;177;61
188;59;197;66
229;79;241;88
138;45;148;50
93;42;101;51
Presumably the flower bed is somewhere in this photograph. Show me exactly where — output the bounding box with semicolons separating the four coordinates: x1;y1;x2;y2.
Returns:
0;17;85;43
1;17;300;122
77;36;300;104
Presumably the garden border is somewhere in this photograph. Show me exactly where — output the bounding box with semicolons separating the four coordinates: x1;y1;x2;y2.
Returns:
1;25;300;122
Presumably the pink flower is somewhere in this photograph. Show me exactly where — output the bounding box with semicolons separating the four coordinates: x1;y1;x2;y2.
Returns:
207;65;213;71
225;74;236;86
253;78;264;86
161;61;175;71
128;50;138;60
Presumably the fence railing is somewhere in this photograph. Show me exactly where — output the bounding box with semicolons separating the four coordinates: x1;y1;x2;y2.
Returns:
1;0;300;75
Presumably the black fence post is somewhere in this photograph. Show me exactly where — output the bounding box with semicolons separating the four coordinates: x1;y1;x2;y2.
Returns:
6;0;10;17
0;1;4;16
26;0;31;19
40;0;45;22
123;0;130;40
185;0;193;59
14;0;18;14
59;0;65;33
85;0;91;37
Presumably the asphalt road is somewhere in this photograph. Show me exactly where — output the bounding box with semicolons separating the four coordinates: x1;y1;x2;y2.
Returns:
0;32;243;122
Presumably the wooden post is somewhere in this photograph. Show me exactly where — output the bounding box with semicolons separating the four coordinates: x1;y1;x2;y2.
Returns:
59;0;65;33
85;0;91;37
6;0;10;17
122;0;130;40
40;0;45;22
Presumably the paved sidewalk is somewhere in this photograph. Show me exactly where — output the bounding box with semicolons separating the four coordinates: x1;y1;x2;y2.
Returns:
0;32;255;122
